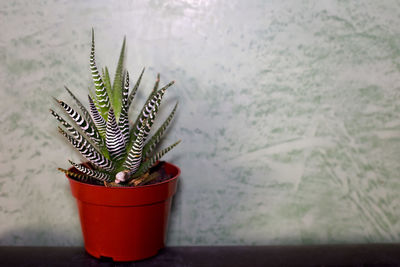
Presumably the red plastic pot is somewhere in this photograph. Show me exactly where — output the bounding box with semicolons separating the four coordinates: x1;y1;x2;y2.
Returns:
66;162;180;262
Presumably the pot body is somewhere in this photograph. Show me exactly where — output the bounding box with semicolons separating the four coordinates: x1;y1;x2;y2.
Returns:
67;162;180;262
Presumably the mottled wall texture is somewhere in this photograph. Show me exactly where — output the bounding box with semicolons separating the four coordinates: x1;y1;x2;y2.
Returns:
1;0;400;246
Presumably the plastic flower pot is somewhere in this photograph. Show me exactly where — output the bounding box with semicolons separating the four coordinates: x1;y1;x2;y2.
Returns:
66;162;180;262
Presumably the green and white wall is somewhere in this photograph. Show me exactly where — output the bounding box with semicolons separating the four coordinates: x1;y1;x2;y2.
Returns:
1;0;400;245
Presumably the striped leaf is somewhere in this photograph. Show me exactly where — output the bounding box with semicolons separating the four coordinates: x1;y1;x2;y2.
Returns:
127;67;145;108
58;167;92;182
124;121;146;172
132;140;181;179
88;88;101;113
133;81;174;140
91;29;110;119
152;73;160;94
58;127;114;171
102;66;112;101
142;102;178;159
129;81;174;146
106;108;126;161
55;98;103;146
64;86;95;129
88;95;106;137
121;71;129;110
50;109;95;150
112;37;126;120
69;160;112;182
118;71;130;144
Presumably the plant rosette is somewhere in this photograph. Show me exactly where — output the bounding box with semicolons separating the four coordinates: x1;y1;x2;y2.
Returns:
50;30;181;261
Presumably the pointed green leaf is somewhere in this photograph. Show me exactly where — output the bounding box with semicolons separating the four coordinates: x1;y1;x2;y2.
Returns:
112;37;126;120
124;120;147;172
69;160;112;182
58;127;114;171
127;67;145;108
88;95;106;137
106;108;126;162
55;98;103;147
152;73;160;94
58;167;92;182
129;80;175;147
50;109;97;151
88;88;100;110
64;86;97;130
102;66;112;102
142;102;178;159
90;29;110;119
132;140;181;178
119;71;130;143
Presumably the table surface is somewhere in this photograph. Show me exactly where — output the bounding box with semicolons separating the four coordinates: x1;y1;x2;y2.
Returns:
1;245;400;267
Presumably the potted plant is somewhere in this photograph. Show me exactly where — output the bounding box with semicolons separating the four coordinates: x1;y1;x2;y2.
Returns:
50;30;181;262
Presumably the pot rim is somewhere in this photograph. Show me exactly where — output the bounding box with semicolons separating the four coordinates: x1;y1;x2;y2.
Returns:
66;161;181;190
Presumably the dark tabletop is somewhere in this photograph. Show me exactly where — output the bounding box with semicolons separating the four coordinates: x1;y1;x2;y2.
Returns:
1;245;400;267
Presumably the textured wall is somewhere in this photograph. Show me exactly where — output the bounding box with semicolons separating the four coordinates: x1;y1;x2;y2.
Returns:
1;0;400;246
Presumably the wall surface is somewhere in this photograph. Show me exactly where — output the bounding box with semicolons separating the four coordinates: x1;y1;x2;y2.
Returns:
1;0;400;246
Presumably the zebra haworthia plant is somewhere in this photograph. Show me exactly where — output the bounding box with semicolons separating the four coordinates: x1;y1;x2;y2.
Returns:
52;30;180;186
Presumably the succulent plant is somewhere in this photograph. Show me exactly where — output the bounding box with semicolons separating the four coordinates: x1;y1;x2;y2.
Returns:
51;30;180;186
